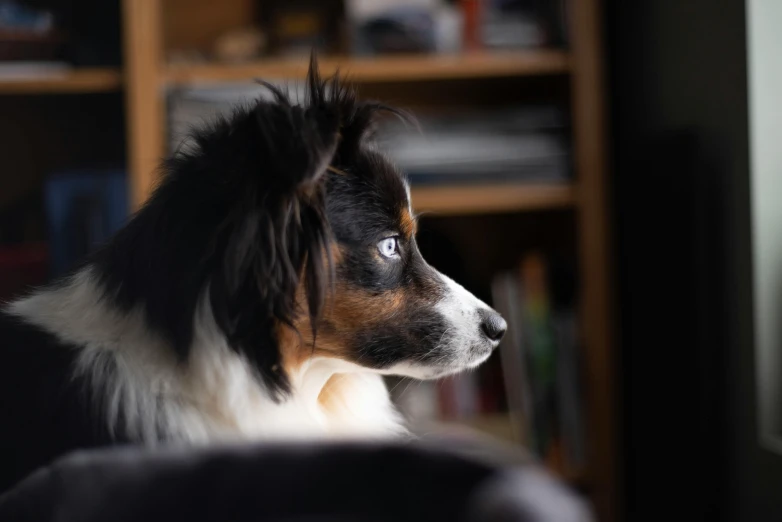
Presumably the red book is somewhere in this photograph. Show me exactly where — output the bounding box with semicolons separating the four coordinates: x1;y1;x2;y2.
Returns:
0;243;48;301
461;0;482;51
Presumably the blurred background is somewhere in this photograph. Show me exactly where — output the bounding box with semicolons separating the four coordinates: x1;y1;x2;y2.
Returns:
0;0;780;521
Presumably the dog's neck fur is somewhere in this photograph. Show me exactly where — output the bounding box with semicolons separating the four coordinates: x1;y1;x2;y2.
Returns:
8;268;406;443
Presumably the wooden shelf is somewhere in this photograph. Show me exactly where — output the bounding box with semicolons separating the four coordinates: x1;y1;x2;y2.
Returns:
411;183;576;215
120;1;615;518
164;50;570;86
0;68;122;95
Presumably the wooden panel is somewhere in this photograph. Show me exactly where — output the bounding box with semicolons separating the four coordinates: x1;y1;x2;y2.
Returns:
162;0;256;53
411;183;576;216
0;69;121;95
570;0;619;520
356;76;568;111
165;50;571;86
123;0;165;208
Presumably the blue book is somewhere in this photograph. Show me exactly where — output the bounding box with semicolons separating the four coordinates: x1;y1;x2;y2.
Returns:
44;169;128;277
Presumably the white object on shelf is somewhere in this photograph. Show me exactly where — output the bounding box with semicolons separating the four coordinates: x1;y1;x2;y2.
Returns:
0;61;70;79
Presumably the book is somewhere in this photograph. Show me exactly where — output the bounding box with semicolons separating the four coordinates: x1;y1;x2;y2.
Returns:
554;307;586;472
44;168;128;277
517;252;558;459
376;106;571;185
169;89;572;186
0;243;47;302
491;252;586;474
492;271;535;446
0;61;69;79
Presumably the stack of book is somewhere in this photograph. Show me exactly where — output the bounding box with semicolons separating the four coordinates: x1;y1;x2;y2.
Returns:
389;353;507;429
392;251;585;478
376;106;570;185
168;86;570;187
491;252;585;476
167;83;291;154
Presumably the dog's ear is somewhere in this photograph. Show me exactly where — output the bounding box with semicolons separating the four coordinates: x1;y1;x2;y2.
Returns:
327;76;413;164
209;57;339;398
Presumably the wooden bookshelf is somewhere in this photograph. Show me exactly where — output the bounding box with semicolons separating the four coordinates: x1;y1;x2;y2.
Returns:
118;1;617;520
0;68;122;95
165;50;570;87
0;0;616;518
411;183;576;215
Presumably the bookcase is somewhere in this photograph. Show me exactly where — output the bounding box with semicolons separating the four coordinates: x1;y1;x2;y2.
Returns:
125;1;616;518
0;0;617;520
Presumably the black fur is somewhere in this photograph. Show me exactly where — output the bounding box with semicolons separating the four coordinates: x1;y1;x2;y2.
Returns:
324;149;453;370
90;57;402;397
0;311;118;494
0;57;471;495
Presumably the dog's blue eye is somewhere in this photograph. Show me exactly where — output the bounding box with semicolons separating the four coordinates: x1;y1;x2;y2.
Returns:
378;237;399;259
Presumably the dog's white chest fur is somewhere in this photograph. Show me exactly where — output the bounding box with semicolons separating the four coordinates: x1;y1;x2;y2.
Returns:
8;269;405;443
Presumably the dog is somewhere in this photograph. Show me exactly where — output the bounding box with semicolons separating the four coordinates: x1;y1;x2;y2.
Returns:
0;58;506;494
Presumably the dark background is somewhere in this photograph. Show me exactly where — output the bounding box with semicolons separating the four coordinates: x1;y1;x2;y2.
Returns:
607;1;758;520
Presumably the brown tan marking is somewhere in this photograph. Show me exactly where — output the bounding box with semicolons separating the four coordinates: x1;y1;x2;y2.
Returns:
326;165;348;176
399;207;417;239
317;374;347;412
278;240;425;380
281;281;407;369
278;243;346;375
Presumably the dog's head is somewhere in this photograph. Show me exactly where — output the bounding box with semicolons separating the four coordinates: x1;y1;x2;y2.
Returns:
315;116;507;383
98;58;505;397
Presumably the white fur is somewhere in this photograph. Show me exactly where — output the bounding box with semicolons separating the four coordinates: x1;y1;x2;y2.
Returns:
377;271;498;381
432;272;498;373
7;268;406;444
401;180;498;379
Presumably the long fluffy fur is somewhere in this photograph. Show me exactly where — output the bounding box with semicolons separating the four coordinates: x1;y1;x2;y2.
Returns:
0;57;502;495
92;59;404;398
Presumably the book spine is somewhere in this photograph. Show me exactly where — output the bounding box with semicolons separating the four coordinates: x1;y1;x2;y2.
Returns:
461;0;483;51
554;308;586;472
518;252;557;460
492;271;535;447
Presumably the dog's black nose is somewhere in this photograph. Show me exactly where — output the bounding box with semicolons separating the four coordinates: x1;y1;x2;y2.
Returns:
479;309;507;342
